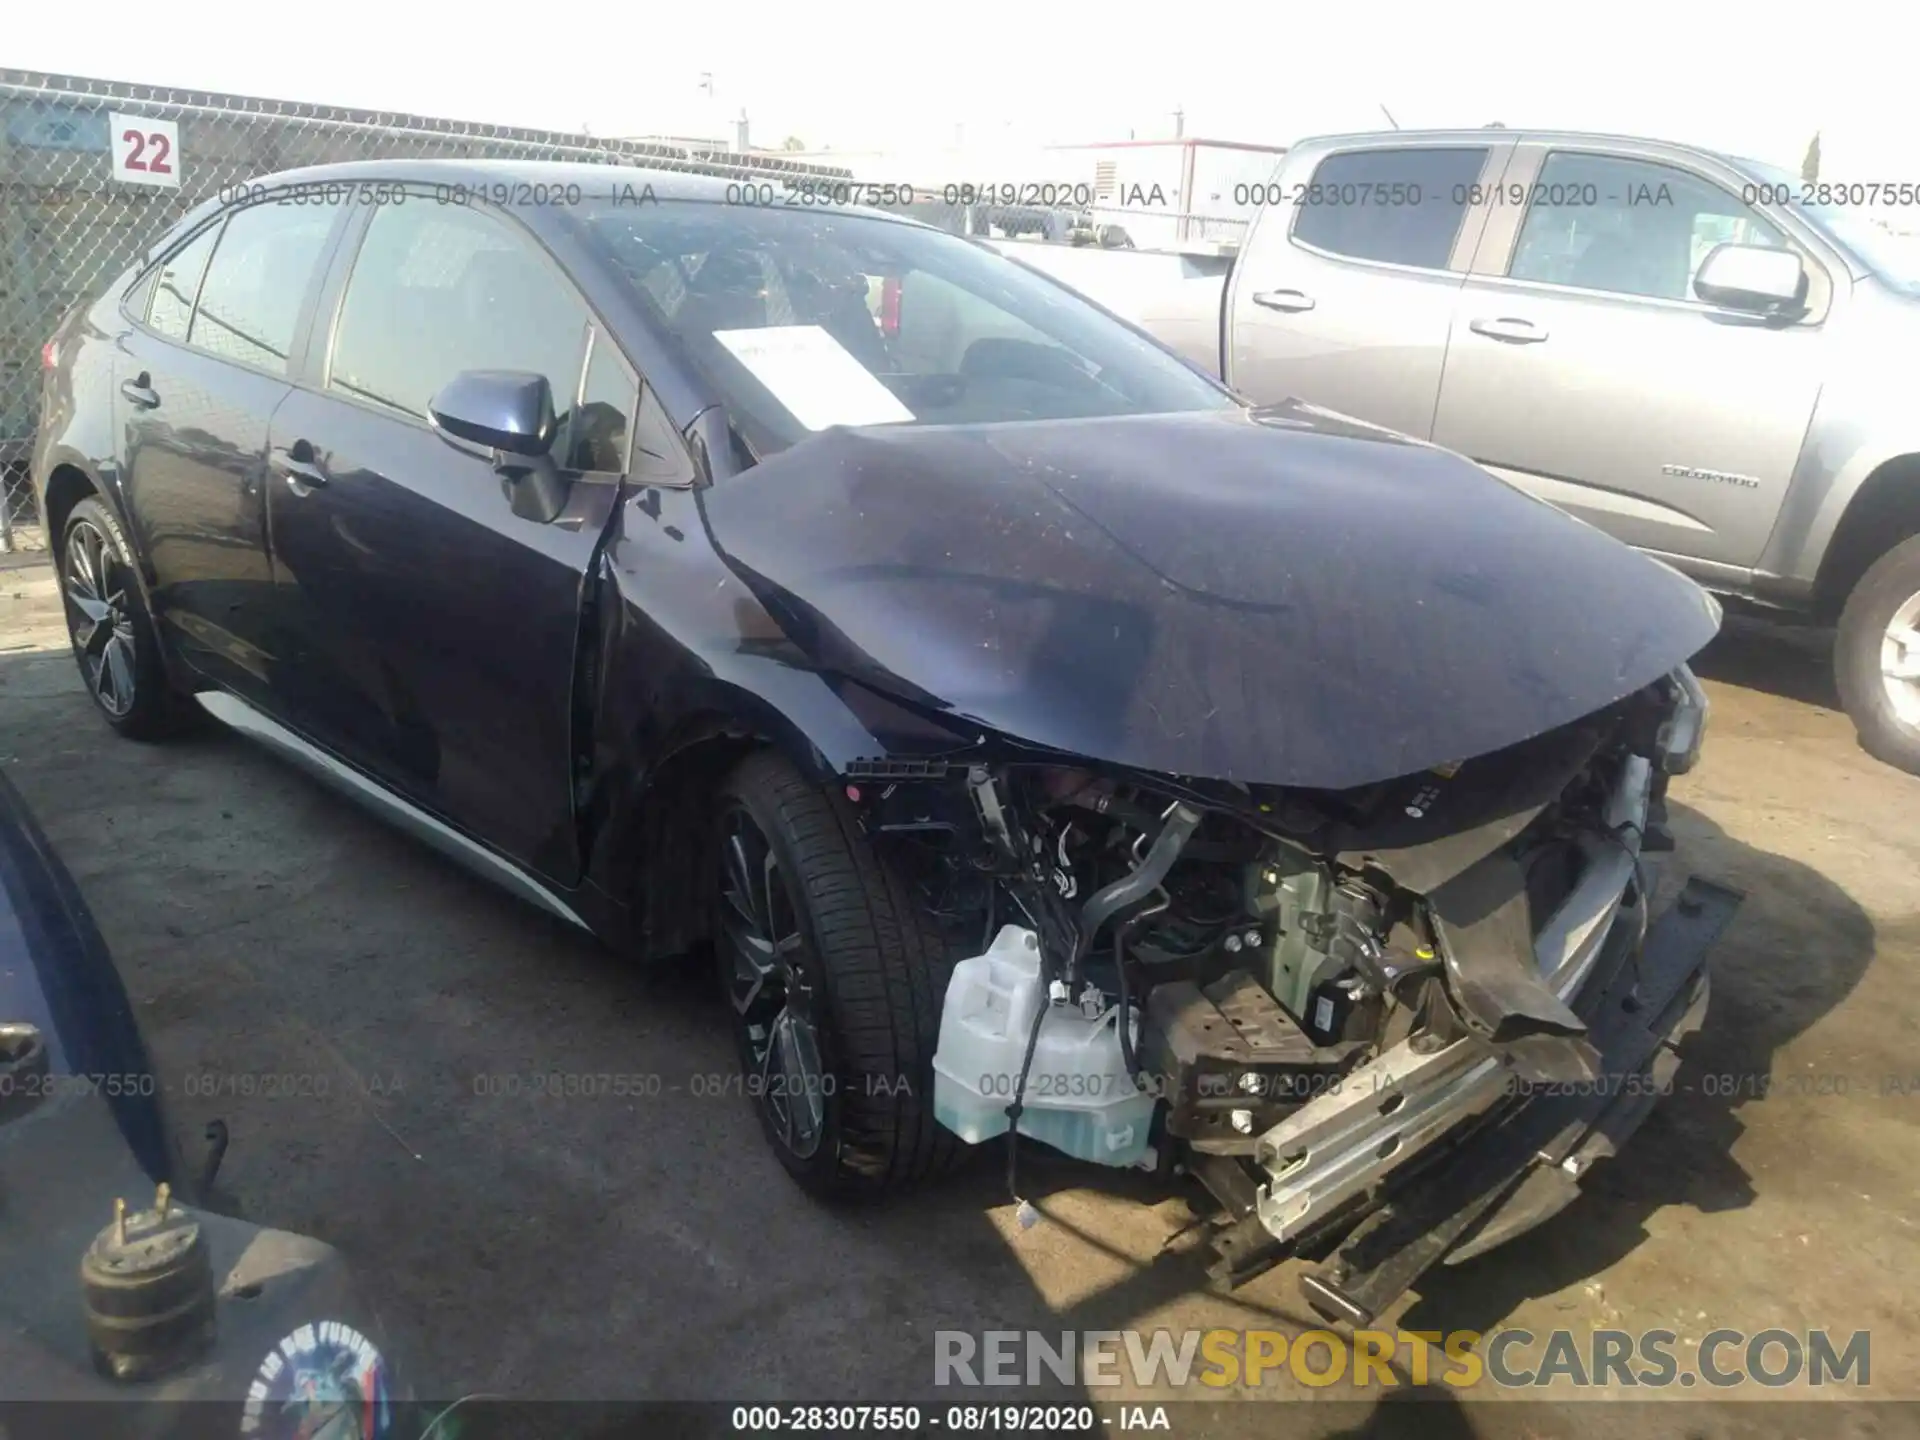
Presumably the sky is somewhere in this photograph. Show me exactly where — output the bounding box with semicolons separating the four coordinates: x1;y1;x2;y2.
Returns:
9;0;1916;177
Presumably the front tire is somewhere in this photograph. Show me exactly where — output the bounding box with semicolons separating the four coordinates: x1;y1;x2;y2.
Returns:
1836;532;1920;776
58;497;179;740
713;750;961;1199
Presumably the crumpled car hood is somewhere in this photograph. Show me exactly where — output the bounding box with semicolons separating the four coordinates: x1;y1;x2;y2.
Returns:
700;403;1719;788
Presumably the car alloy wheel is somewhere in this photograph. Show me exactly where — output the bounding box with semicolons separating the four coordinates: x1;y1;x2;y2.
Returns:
63;516;140;719
717;804;827;1160
1878;590;1920;729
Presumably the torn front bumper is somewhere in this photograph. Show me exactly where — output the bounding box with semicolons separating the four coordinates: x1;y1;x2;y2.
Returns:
1239;666;1735;1322
1252;753;1664;1250
1291;874;1737;1326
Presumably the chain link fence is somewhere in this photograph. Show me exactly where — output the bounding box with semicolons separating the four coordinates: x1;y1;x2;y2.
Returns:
0;69;870;551
0;69;1257;552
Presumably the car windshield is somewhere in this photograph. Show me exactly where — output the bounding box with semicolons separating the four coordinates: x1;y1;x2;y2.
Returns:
574;199;1234;454
1737;159;1920;297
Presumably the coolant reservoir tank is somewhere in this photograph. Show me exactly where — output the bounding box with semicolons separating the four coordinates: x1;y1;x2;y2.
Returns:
931;925;1156;1168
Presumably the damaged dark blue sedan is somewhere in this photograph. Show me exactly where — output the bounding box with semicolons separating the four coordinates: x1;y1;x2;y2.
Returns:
33;159;1739;1324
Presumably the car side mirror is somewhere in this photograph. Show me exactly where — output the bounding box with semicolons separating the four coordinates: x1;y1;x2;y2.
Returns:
428;370;571;523
1693;243;1807;315
428;370;557;456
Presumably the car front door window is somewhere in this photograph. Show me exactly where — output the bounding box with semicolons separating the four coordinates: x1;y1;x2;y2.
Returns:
1509;152;1789;303
329;202;592;436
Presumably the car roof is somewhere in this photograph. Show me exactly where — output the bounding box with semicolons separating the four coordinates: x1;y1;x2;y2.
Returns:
238;157;935;220
1290;127;1762;174
249;156;735;202
1294;126;1686;147
137;155;954;284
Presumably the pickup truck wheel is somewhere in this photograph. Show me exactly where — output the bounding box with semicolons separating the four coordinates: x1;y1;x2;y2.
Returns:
1836;533;1920;775
713;750;962;1199
58;497;181;741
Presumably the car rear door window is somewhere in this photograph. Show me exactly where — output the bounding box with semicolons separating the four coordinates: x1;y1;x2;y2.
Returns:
1508;152;1789;302
329;203;590;429
187;203;336;374
1291;147;1491;270
145;223;222;341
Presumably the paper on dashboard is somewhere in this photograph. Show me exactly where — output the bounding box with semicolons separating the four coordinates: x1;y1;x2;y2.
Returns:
713;325;915;431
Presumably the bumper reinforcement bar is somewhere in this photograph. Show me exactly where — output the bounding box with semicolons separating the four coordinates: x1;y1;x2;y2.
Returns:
1296;875;1741;1327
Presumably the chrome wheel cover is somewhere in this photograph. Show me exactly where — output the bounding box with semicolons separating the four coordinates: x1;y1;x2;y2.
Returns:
1881;591;1920;730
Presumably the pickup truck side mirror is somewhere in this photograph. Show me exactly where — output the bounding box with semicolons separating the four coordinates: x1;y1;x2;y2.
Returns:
428;370;571;523
1693;243;1807;315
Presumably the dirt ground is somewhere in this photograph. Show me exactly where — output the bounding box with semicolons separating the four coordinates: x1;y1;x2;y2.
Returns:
3;552;1917;1436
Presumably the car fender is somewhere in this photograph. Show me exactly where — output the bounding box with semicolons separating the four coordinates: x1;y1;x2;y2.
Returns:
1759;427;1920;590
596;485;982;782
578;518;980;940
34;443;127;546
33;285;151;588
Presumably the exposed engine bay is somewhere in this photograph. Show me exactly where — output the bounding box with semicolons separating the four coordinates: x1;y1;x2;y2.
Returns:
850;665;1717;1304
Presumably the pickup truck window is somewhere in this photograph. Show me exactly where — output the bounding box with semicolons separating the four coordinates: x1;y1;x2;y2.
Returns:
579;201;1233;455
1290;148;1490;270
1509;152;1787;302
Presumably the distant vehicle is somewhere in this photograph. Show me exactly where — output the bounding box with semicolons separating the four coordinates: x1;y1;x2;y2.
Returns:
954;204;1134;249
1071;217;1136;250
970;204;1071;241
1004;128;1920;774
36;157;1731;1323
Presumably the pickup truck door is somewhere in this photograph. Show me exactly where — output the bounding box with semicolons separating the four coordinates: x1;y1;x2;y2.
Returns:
263;197;637;886
1430;142;1831;571
1224;140;1513;438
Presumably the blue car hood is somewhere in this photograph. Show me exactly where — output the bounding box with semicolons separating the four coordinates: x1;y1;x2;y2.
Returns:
700;403;1719;788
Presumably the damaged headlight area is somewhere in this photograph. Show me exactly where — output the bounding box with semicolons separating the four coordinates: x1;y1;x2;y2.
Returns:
848;664;1732;1320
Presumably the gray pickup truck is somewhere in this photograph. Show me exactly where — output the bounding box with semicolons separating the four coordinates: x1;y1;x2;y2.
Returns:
995;129;1920;773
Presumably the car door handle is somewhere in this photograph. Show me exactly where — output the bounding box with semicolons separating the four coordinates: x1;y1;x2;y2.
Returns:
1468;316;1549;344
1252;289;1317;313
119;374;160;409
270;445;330;492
